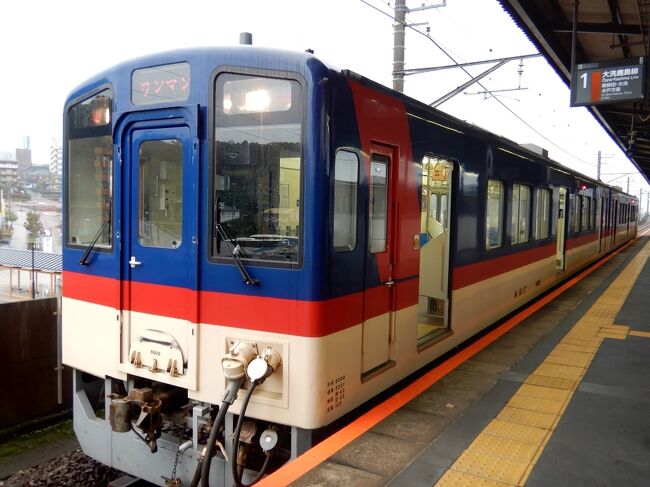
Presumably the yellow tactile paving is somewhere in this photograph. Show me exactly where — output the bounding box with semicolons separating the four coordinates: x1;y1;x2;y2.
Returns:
452;450;529;485
600;324;630;334
523;374;577;390
434;239;650;486
496;407;558;430
629;330;650;338
553;343;598;354
596;332;627;340
469;434;540;463
515;384;571;403
533;363;585;381
436;470;513;486
546;352;593;368
506;395;566;416
482;420;549;445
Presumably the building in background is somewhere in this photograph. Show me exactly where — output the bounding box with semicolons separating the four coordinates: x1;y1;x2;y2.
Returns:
16;136;32;176
50;144;62;176
25;165;51;193
49;143;62;194
0;152;19;188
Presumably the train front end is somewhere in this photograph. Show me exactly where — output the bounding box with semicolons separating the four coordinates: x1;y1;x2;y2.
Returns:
61;48;335;486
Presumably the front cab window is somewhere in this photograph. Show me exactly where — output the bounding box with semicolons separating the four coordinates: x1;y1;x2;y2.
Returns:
213;73;303;265
66;89;113;249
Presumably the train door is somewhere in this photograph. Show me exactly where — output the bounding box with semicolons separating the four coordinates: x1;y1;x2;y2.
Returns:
556;187;567;272
362;146;396;375
417;156;453;345
122;125;198;388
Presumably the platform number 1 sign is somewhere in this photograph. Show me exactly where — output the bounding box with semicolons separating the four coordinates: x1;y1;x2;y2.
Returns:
571;58;646;107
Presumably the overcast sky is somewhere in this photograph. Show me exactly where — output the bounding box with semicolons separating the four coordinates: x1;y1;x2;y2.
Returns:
1;0;648;200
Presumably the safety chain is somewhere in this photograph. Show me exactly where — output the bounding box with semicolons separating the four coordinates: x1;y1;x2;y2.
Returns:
164;439;184;487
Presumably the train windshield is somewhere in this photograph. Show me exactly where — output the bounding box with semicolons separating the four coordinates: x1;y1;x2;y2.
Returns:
65;89;113;249
213;73;303;265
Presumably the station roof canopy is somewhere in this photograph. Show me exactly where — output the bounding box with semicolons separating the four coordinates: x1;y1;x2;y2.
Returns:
499;0;650;185
0;248;62;273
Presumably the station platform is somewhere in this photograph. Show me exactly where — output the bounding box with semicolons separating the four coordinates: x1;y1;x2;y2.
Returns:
258;232;650;486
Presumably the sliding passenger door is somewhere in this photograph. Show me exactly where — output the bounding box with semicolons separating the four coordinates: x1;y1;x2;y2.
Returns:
417;156;453;344
362;146;396;375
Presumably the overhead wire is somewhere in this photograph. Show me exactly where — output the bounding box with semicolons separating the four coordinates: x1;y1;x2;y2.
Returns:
358;0;597;168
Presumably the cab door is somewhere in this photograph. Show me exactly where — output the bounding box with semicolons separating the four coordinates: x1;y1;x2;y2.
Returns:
362;145;396;375
121;125;199;389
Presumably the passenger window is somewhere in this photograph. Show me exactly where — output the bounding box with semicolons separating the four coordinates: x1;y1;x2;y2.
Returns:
534;188;550;239
510;184;530;244
486;179;504;249
572;195;582;232
581;197;590;230
333;150;359;252
369;155;389;253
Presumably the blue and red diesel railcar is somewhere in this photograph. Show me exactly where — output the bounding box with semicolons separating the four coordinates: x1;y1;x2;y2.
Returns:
62;47;637;486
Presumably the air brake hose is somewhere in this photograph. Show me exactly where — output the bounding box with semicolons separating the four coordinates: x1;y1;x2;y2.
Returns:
231;380;271;487
196;376;244;487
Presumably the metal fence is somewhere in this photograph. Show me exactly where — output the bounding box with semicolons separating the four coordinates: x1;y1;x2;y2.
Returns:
0;297;71;429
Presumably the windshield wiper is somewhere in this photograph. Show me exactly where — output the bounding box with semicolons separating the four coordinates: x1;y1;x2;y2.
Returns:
215;223;260;286
79;217;110;266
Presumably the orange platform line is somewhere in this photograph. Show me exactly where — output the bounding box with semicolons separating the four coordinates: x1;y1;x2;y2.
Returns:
257;238;637;487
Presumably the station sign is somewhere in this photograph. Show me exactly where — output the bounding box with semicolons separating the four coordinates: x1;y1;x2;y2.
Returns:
570;57;646;106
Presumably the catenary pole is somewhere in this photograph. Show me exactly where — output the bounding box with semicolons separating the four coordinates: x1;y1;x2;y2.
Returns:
393;0;406;92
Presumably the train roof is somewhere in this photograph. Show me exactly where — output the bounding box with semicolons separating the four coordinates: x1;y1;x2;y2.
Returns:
65;46;330;104
343;69;636;198
65;46;635;199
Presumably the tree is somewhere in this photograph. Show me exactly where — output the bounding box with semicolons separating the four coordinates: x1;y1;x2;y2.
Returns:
24;211;43;242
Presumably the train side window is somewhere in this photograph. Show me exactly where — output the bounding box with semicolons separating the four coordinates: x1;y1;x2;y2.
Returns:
572;195;582;232
369;155;389;253
66;88;113;249
333;150;359;252
593;197;597;228
485;179;504;249
534;188;550;239
581;197;590;230
619;203;624;224
510;184;530;244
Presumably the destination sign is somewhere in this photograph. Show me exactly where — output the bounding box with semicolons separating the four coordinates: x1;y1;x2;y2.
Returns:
132;62;190;106
571;57;646;106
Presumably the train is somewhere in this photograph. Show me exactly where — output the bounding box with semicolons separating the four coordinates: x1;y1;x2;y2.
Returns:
61;45;638;486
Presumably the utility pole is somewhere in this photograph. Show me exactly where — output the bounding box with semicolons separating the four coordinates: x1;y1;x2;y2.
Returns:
627;177;630;194
597;150;601;181
393;0;406;92
392;0;447;93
